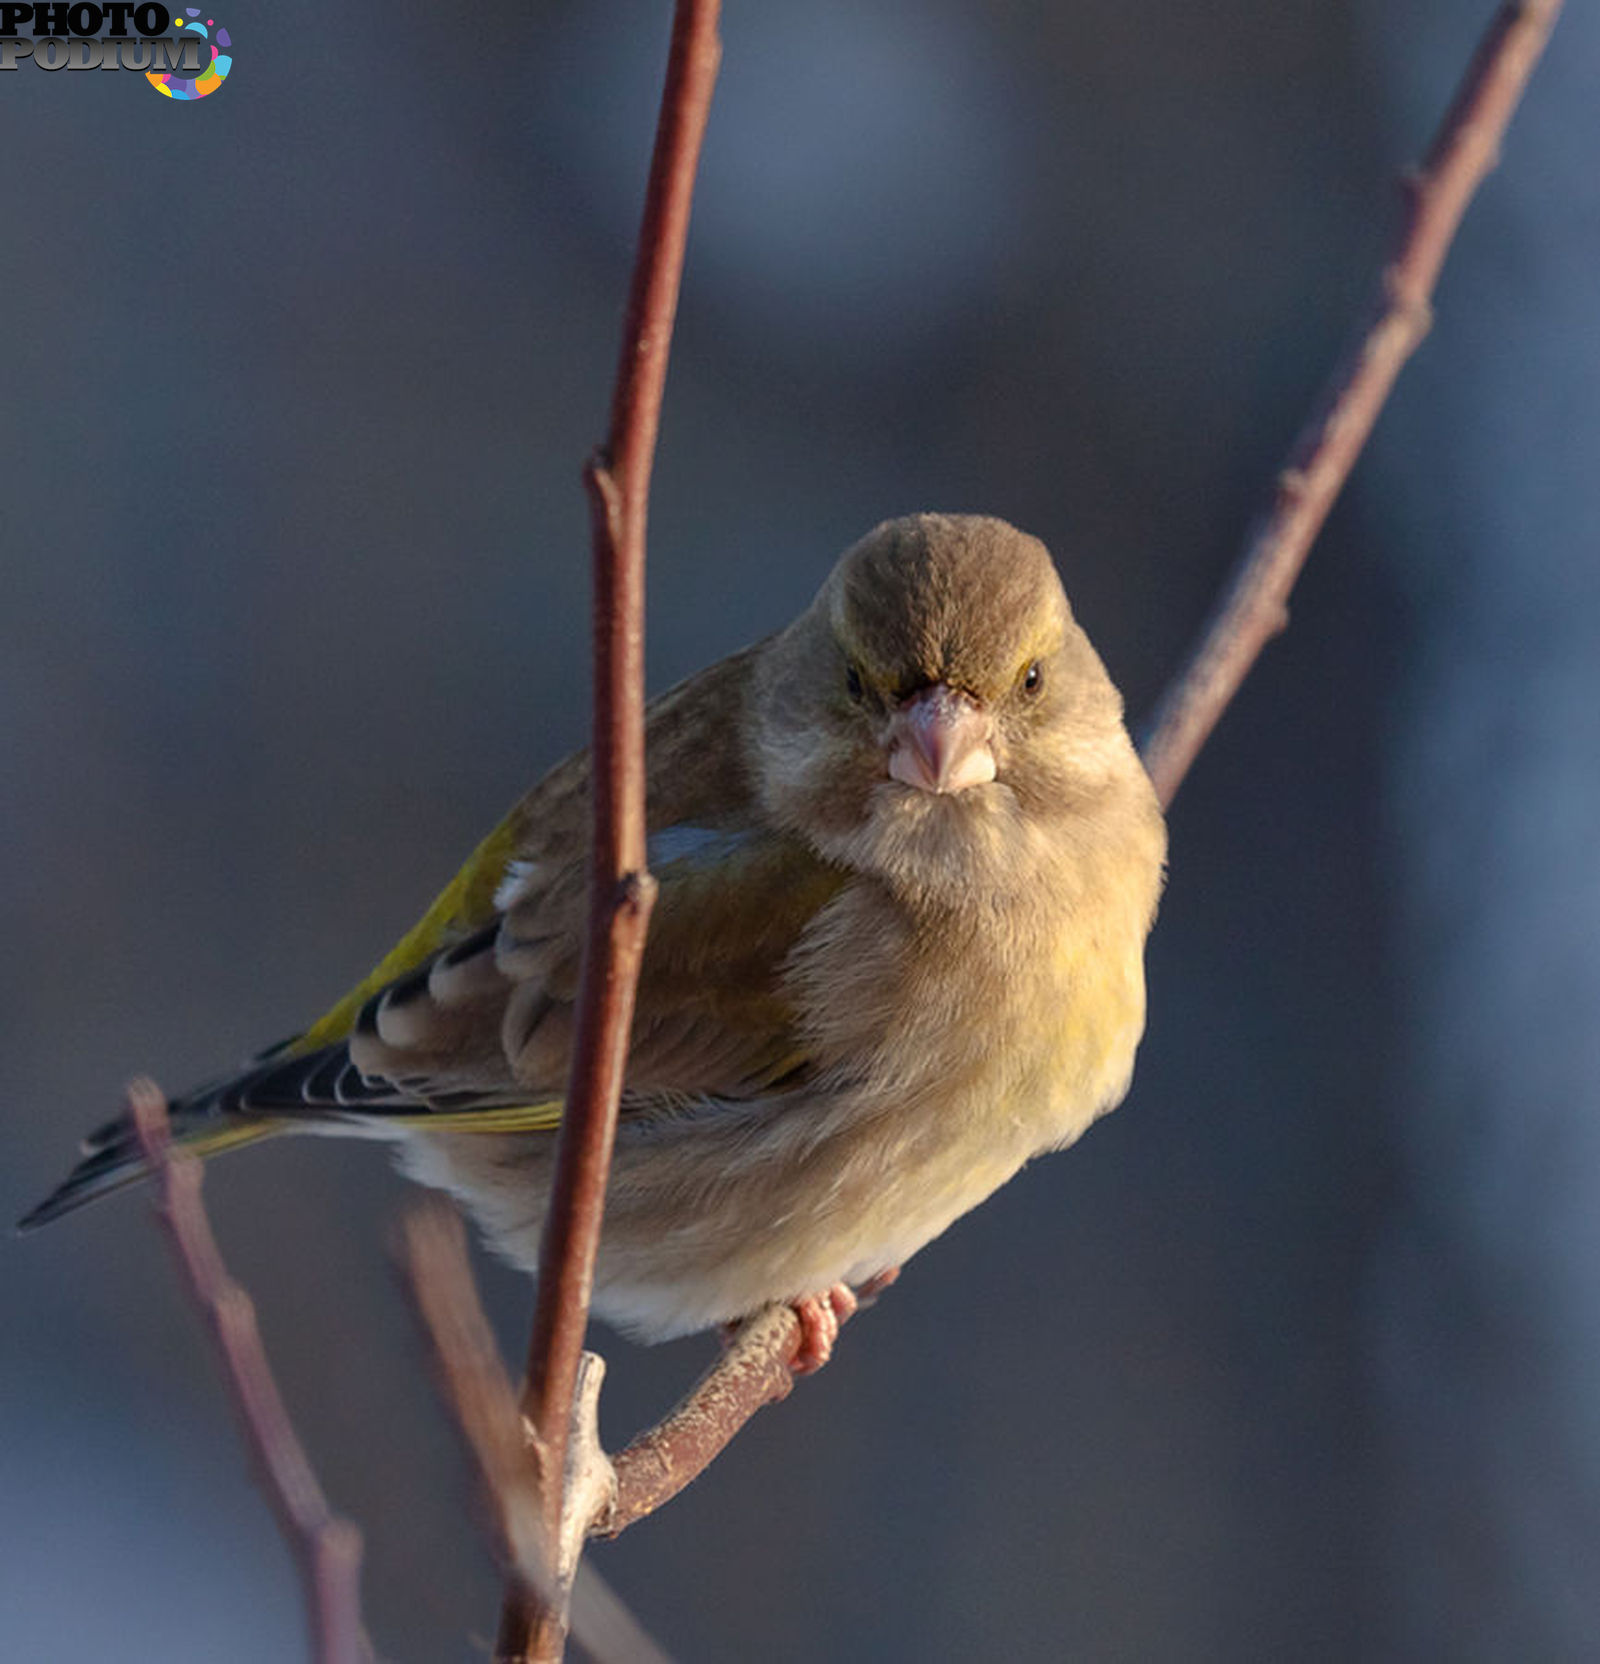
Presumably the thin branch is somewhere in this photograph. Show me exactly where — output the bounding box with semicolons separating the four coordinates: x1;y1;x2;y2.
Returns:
127;1078;372;1664
401;1201;672;1664
402;1201;547;1591
1138;0;1564;809
407;1198;834;1542
499;4;722;1659
598;1305;805;1536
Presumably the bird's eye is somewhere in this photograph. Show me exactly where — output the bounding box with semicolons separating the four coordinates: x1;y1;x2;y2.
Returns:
1021;661;1044;696
845;664;865;703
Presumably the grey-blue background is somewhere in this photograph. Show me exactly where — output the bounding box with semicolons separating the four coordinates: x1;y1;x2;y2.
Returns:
6;4;1598;1659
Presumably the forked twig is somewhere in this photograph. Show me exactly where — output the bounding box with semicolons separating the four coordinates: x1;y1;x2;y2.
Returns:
401;1201;672;1664
504;0;1566;1550
129;4;1566;1658
128;1078;372;1664
498;3;723;1659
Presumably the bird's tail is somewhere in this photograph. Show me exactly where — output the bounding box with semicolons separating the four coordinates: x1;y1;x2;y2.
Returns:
16;1079;282;1233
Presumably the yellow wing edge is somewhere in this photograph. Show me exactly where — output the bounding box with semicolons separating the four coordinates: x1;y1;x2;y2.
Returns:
282;807;569;1132
382;1101;566;1133
292;810;525;1056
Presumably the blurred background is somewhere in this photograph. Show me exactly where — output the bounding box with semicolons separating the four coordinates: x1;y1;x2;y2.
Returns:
5;2;1598;1658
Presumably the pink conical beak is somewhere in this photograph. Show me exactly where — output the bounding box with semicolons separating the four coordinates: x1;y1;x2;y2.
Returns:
887;684;996;794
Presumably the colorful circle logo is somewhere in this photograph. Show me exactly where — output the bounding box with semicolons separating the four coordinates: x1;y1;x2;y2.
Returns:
147;10;230;100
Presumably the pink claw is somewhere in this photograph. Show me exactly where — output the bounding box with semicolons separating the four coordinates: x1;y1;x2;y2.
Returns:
787;1267;904;1373
789;1282;860;1375
720;1270;903;1373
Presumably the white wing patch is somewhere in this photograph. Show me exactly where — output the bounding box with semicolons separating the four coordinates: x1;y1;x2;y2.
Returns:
494;858;541;910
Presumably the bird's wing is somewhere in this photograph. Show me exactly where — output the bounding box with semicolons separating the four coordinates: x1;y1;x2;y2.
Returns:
18;642;830;1229
264;636;823;1123
18;820;843;1230
291;637;774;1057
180;635;837;1122
194;820;843;1130
19;813;850;1231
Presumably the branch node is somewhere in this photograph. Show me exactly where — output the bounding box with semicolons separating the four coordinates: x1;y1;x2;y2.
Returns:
557;1353;619;1583
1276;466;1310;505
583;452;622;514
1379;268;1436;340
619;869;659;916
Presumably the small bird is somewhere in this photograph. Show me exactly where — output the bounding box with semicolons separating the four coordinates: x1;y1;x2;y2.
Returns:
22;514;1165;1369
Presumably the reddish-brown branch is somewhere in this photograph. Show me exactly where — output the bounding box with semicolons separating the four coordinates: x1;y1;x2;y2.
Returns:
402;1201;545;1587
598;1305;804;1535
499;3;722;1660
402;1200;672;1664
536;0;1565;1534
127;1079;372;1664
1139;0;1564;810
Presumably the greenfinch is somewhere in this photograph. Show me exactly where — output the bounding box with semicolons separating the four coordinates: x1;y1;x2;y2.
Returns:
22;514;1165;1365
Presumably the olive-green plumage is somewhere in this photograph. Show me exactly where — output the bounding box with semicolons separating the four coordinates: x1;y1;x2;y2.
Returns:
22;515;1165;1344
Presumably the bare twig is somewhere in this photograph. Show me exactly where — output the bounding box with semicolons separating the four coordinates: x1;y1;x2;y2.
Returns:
569;1563;677;1664
407;1200;836;1543
401;1201;672;1664
402;1201;547;1588
499;9;723;1654
1139;0;1564;808
127;1078;372;1664
599;1305;807;1536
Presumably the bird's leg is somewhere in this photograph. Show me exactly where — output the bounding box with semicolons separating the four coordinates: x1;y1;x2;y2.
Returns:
854;1265;901;1304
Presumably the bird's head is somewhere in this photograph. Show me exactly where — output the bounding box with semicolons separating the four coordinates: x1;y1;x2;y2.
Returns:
753;514;1146;906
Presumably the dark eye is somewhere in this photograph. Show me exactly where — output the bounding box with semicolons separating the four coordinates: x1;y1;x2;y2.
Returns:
845;664;865;702
1021;661;1043;696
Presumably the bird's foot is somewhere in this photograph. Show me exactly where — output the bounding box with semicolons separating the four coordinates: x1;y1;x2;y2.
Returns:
717;1267;903;1371
788;1283;858;1375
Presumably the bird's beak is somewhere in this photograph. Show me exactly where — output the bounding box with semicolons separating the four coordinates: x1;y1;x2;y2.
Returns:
886;684;997;795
